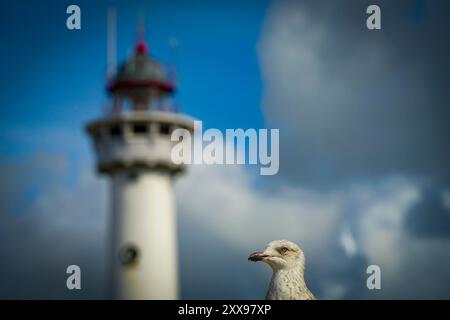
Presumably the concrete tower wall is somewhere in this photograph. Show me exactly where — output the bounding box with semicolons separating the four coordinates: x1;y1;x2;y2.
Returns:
111;169;178;299
87;112;194;299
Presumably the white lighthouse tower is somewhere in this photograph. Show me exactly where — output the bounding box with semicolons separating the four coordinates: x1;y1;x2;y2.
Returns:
86;39;194;299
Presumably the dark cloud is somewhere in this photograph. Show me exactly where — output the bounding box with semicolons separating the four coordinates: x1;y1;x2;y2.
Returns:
405;183;450;238
260;0;450;186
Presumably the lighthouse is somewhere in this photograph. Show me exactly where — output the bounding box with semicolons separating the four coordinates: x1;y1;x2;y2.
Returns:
86;38;194;299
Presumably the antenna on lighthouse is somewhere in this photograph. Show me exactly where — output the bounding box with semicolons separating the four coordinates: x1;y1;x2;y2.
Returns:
107;7;117;79
137;10;145;40
168;37;179;83
168;37;180;112
134;10;150;56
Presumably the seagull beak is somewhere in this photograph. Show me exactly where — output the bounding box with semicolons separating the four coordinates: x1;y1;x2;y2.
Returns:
248;251;269;262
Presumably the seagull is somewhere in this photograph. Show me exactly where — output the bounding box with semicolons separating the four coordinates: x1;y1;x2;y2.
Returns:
248;240;316;300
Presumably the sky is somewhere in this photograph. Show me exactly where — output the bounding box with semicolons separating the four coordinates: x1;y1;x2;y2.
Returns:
0;0;450;299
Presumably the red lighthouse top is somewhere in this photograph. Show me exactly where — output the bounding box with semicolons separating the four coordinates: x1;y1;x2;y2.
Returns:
107;39;175;95
135;40;149;55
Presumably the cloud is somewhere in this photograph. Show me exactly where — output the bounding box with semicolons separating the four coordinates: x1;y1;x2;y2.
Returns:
339;227;357;257
178;166;450;298
2;153;346;299
253;0;450;299
2;152;450;299
0;153;356;299
404;182;450;239
0;153;108;299
176;164;344;298
177;165;343;255
354;180;450;298
258;0;450;185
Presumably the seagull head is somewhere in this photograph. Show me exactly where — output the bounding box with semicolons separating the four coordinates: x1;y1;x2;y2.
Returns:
248;240;305;270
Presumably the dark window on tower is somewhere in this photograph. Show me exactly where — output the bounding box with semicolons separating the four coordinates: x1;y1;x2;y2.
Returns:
109;125;122;138
92;130;101;141
159;123;171;135
127;171;139;181
132;123;148;135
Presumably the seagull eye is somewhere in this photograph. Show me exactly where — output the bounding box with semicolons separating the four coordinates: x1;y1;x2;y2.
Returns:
280;247;289;254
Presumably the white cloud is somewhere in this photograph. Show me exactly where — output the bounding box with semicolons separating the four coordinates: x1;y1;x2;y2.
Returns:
176;163;450;298
2;151;450;298
339;227;357;257
177;164;343;263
